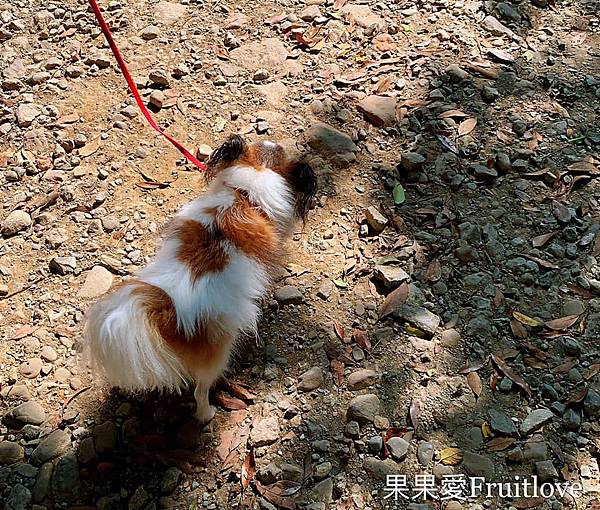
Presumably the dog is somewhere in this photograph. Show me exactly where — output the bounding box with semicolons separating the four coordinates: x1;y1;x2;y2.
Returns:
84;135;316;423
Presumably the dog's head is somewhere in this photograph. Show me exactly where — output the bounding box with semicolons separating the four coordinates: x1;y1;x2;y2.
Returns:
207;135;317;220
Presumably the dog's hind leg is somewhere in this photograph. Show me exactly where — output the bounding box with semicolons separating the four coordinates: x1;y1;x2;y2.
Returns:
194;380;216;424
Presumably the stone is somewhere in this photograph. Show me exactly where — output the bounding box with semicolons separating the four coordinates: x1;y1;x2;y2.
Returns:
258;462;282;484
101;215;119;232
230;38;292;73
347;369;379;390
45;228;69;248
154;1;187;24
365;206;388;233
77;266;113;298
393;304;440;336
49;256;77;275
316;280;334;300
19;358;42;378
31;429;71;465
251;416;280;447
562;407;581;431
400;152;426;173
536;460;558;481
340;4;384;28
363;457;401;481
94;421;117;454
446;64;470;82
2;210;32;236
521;409;554;435
522;436;549;462
32;462;53;503
417;442;434;466
300;5;322;20
386;437;409;461
298;367;323;391
309;477;333;503
347;394;380;423
471;164;498;181
40;345;57;362
3;384;31;401
255;81;288;107
345;421;360;438
489;409;517;436
305;122;357;165
313;461;332;481
0;441;24;464
12;401;46;425
77;437;96;464
149;90;166;108
5;484;31;510
52;452;80;499
357;95;397;127
160;467;182;493
584;388;600;417
463;451;495;479
483;15;516;38
140;25;160;40
16;103;41;127
373;265;409;290
274;285;303;305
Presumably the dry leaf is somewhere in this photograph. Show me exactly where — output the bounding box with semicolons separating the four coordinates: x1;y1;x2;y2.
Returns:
486;437;516;452
241;450;256;490
438;109;468;119
584;363;600;380
566;386;588;405
458;359;488;374
528;131;543;150
255;481;301;510
554;358;577;374
439;447;463;466
222;380;256;401
378;282;409;318
481;422;492;439
545;314;580;331
352;329;371;352
373;33;396;52
513;497;545;509
491;354;533;398
513;311;543;328
330;359;345;386
409;400;421;430
532;231;558;248
510;320;528;339
493;287;505;307
333;320;345;340
11;325;39;340
212;392;247;410
375;76;392;94
458;117;477;136
466;372;483;398
521;253;560;270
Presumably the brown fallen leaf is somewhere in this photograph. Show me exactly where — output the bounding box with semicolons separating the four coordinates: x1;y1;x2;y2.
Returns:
438;109;468;119
565;283;595;299
212;391;247;410
409;400;421;431
584;363;600;380
520;342;548;361
439;447;463;466
545;314;580;331
510;320;528;339
520;253;559;270
255;481;301;510
11;325;39;340
458;359;488;374
241;450;256;491
513;311;543;327
375;76;392;94
491;354;532;398
528;131;543;150
333;320;345;340
466;372;483;399
554;358;577;374
532;231;558;248
566;386;588;405
352;329;371;353
222;380;256;401
486;437;516;452
458;117;477;136
493;287;505;308
378;281;409;319
330;359;345;386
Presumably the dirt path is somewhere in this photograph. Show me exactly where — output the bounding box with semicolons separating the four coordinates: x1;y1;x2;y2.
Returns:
1;0;599;508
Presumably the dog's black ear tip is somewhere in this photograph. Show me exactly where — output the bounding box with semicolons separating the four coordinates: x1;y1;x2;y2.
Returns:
208;134;245;166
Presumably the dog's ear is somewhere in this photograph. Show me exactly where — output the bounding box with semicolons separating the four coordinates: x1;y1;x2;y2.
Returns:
208;135;245;167
289;161;317;220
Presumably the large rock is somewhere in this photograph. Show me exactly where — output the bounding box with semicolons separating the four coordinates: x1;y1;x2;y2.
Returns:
274;285;303;305
341;4;384;28
5;483;31;510
2;210;32;236
230;38;299;74
363;457;401;481
463;451;495;479
0;441;24;464
347;369;379;390
305;122;357;167
16;103;41;127
30;429;71;465
488;409;517;436
254;81;288;107
12;401;46;425
154;1;187;24
250;416;280;447
347;394;380;423
393;304;441;336
357;95;397;127
298;367;324;392
374;265;409;290
520;409;554;435
77;265;113;298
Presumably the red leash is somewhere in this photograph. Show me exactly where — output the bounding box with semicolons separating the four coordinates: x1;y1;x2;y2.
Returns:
88;0;206;171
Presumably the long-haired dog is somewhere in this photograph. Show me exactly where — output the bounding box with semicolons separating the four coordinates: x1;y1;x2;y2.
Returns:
84;135;316;423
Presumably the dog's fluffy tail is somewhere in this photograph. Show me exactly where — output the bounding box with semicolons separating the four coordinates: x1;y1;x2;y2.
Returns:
84;282;187;392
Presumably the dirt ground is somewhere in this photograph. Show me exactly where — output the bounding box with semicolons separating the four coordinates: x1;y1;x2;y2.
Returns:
1;0;599;508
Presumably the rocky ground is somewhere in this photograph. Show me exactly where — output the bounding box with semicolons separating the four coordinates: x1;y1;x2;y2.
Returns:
1;0;600;508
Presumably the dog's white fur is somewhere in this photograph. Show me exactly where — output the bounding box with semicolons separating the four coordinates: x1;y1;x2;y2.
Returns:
85;163;295;422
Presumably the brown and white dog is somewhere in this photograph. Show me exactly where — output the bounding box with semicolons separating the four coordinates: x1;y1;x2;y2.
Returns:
84;135;316;423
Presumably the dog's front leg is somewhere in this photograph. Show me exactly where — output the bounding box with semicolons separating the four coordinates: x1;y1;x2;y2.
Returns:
194;381;216;424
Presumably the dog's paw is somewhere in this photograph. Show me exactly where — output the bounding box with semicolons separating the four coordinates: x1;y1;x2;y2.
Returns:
195;404;216;425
